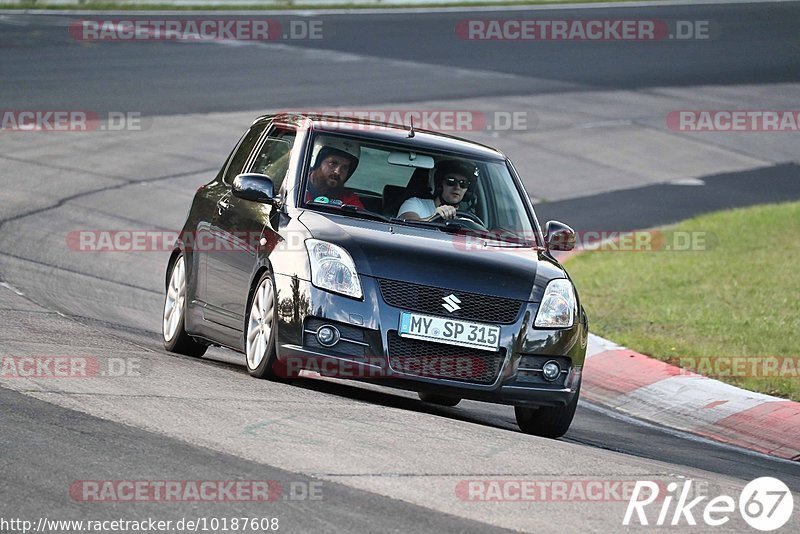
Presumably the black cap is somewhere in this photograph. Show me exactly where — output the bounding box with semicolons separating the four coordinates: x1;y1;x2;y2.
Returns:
435;159;477;184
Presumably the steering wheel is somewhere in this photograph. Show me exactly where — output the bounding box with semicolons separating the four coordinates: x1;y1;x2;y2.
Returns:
430;210;487;229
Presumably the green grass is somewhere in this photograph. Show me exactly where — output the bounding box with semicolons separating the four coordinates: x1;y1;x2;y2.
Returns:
0;0;671;11
566;201;800;401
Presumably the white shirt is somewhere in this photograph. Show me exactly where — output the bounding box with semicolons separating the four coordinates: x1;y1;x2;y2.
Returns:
397;197;436;219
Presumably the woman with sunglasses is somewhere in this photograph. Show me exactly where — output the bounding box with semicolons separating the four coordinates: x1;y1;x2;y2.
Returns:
397;160;475;221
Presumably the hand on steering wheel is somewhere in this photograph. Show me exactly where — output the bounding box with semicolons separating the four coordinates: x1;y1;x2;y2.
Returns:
429;209;486;228
428;204;457;221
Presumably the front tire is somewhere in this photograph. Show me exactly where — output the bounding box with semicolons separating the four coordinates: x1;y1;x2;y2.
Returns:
418;392;461;407
245;271;292;381
162;254;207;357
515;384;580;438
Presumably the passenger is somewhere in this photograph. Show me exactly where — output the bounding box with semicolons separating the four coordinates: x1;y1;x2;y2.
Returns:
397;160;475;221
305;138;364;209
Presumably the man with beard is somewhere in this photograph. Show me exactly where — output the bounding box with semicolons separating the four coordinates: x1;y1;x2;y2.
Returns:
305;137;364;209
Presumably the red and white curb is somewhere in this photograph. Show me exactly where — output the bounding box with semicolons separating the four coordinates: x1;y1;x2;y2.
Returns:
582;334;800;461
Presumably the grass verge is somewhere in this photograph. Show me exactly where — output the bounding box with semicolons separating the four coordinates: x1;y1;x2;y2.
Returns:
566;201;800;401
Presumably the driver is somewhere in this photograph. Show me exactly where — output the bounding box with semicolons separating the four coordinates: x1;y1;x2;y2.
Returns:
397;159;475;221
305;137;364;209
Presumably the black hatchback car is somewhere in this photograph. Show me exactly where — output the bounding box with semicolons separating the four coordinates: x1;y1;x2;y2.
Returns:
162;114;588;438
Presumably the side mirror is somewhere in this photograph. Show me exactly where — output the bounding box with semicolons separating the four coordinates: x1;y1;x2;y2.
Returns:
232;173;276;204
544;220;576;251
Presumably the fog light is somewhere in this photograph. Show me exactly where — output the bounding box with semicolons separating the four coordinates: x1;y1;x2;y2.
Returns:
316;325;340;347
542;360;561;381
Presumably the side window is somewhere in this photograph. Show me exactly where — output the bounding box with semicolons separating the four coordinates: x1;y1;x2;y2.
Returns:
482;164;516;231
248;129;296;192
223;121;269;184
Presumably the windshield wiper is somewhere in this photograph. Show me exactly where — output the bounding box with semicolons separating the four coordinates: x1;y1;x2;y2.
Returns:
486;226;536;247
307;202;399;224
398;218;475;234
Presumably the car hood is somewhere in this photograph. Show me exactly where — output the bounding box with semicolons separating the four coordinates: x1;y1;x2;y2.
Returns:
299;210;566;301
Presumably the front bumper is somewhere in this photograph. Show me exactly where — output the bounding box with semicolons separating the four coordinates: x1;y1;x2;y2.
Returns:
273;274;587;408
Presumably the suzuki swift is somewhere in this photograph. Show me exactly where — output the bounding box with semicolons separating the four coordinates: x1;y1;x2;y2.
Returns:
162;114;588;438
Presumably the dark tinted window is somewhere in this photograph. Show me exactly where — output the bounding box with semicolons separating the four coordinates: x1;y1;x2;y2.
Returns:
223;121;269;184
248;129;296;192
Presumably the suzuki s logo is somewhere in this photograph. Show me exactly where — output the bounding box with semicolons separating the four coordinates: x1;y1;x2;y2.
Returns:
442;294;462;313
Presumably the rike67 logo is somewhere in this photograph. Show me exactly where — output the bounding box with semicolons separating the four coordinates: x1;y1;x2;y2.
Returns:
624;477;794;530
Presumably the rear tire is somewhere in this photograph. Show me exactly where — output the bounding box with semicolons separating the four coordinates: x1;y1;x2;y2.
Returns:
245;271;294;381
515;384;580;438
162;254;207;357
418;392;461;407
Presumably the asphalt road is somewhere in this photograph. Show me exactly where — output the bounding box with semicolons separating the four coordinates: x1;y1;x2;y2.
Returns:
1;2;800;532
0;385;511;534
535;162;800;231
0;2;798;114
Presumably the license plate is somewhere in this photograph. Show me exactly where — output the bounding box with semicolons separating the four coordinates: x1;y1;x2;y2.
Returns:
398;312;500;352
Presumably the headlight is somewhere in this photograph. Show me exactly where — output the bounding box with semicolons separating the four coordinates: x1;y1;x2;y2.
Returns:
305;239;363;299
534;279;576;328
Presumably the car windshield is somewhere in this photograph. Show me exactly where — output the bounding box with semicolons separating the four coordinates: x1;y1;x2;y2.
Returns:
302;132;538;246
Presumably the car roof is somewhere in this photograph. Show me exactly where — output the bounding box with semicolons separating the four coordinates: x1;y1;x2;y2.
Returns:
255;113;508;161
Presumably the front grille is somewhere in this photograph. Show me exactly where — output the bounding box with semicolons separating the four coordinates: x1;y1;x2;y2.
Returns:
387;331;504;384
378;279;523;324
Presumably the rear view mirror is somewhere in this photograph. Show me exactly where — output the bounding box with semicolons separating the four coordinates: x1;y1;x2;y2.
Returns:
232;173;276;204
387;152;435;169
545;220;576;251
